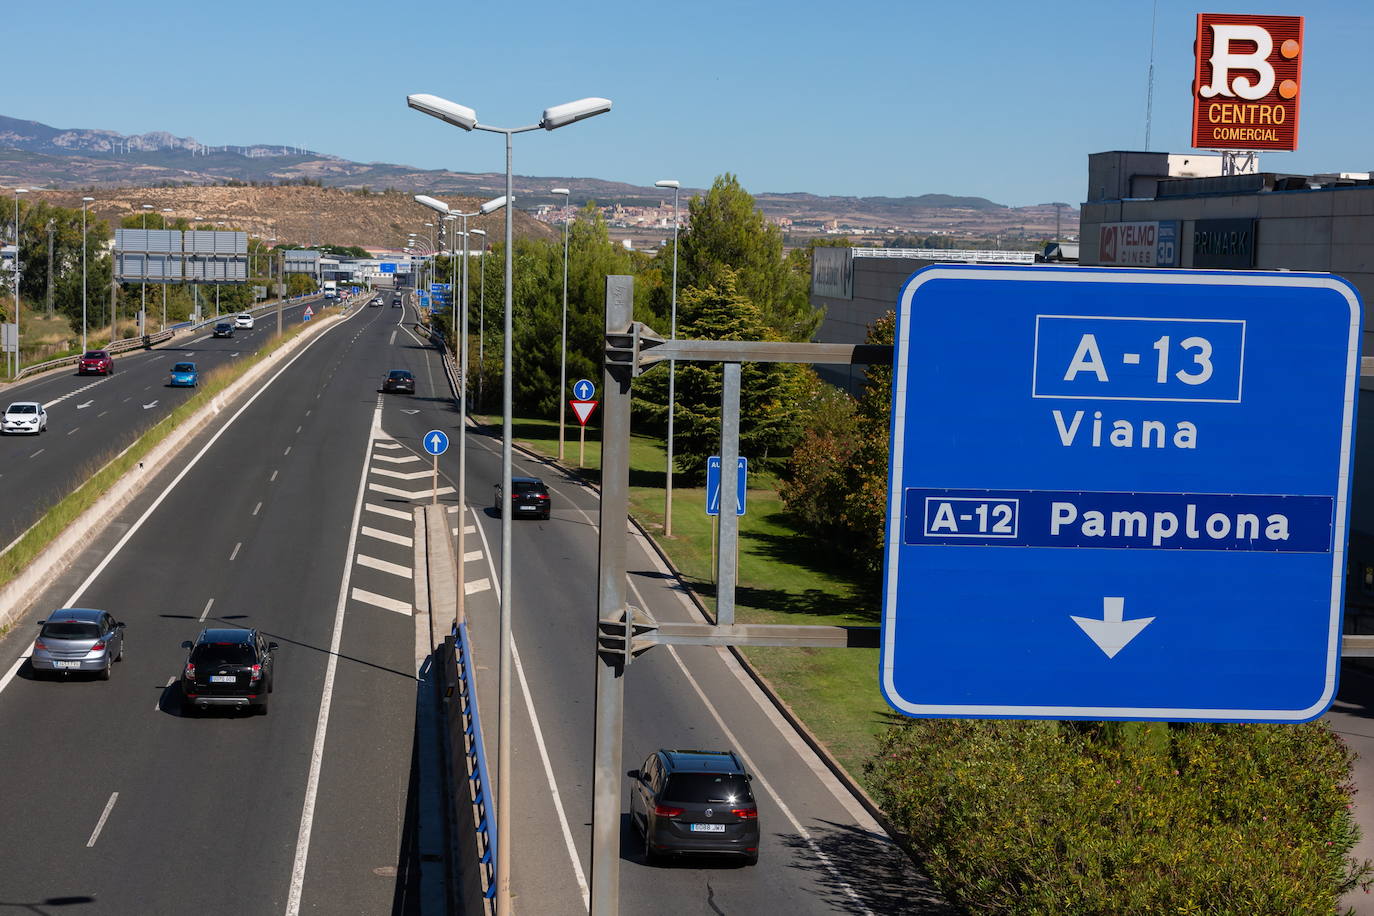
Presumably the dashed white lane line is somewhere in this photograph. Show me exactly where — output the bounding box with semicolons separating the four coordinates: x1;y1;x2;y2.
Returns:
361;526;413;547
350;587;413;616
463;550;483;562
200;598;214;622
389;330;397;346
370;467;432;481
296;425;303;434
29;449;44;458
367;482;455;500
372;454;422;465
356;554;412;579
86;792;119;848
192;334;211;343
157;676;174;711
42;376;108;409
230;542;242;561
253;502;262;516
97;410;108;418
463;578;491;595
66;428;79;436
270;470;279;482
365;503;411;521
283;446;292;456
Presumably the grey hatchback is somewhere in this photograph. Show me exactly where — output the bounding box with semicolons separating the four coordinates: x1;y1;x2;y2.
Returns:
628;749;759;865
30;609;125;680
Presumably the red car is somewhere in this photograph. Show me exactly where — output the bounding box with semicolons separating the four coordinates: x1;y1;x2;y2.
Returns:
78;350;114;375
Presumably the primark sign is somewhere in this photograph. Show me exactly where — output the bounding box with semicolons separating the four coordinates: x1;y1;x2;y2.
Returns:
1193;219;1257;269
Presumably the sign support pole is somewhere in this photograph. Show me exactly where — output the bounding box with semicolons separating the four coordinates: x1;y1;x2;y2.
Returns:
432;454;438;506
717;363;741;626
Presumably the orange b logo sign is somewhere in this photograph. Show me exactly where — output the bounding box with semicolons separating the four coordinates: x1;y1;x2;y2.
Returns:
1192;13;1303;151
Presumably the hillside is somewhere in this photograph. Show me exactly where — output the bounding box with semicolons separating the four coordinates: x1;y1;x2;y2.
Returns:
19;185;555;250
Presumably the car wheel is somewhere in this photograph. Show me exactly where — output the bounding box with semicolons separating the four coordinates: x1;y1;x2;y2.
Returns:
98;662;111;681
115;643;124;662
541;511;551;520
643;832;659;865
744;851;759;866
267;674;274;694
256;702;269;716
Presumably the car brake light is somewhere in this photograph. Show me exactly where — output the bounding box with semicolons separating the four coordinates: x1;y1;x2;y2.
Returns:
653;804;684;818
731;806;758;819
184;662;196;678
250;664;262;681
91;641;105;651
33;639;47;650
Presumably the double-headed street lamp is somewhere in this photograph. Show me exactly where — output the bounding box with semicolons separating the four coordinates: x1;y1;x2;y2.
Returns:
406;90;610;916
81;197;94;352
656;180;681;535
551;187;571;461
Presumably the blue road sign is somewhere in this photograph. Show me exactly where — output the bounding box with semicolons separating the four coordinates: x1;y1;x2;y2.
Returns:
573;378;596;401
423;429;450;456
706;456;747;517
380;263;396;274
882;265;1361;723
430;283;451;292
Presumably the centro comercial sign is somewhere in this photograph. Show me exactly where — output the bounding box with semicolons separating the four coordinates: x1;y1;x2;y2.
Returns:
1191;13;1303;151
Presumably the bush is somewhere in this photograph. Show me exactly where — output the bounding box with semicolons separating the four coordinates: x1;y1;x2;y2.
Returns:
866;719;1372;915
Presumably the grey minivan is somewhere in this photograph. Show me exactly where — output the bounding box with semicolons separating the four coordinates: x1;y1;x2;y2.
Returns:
30;609;125;680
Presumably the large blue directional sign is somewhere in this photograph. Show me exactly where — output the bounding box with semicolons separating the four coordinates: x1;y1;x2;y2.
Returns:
380;262;396;274
423;429;449;456
882;265;1361;723
706;456;747;517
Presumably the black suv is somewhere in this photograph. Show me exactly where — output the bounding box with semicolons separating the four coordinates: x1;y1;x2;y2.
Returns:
628;749;759;865
494;476;551;519
212;322;234;338
180;628;277;715
382;369;415;394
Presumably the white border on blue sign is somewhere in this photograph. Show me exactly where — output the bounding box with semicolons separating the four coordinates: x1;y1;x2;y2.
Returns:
880;266;1362;722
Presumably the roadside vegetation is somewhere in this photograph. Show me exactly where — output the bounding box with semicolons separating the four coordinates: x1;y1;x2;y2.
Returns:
454;171;1373;908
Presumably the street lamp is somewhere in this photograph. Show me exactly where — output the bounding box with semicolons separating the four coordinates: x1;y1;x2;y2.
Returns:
140;204;152;336
81;197;94;352
162;208;174;330
471;228;487;410
655;179;681;535
10;188;28;377
406;91;611;916
551;187;571;461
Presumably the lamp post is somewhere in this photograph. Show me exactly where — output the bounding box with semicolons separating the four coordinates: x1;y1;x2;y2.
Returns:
471;228;487;411
415;192;507;632
406;91;611;916
140;204;153;336
10;188;27;376
551;187;571;460
656;180;681;535
81;197;94;352
162;208;174;330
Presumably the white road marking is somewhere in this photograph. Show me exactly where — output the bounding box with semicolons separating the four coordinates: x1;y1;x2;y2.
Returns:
305;409;312;417
370;467;433;481
0;655;29;696
463;550;482;562
230;542;241;561
389;330;397;346
286;389;381;916
29;449;43;458
253;502;262;517
356;554;413;579
157;676;174;711
86;792;119;848
270;470;279;482
42;378;108;409
350;587;413;616
66;428;79;436
361;525;413;547
97;410;108;417
365;503;412;521
296;425;303;434
122;397;131;403
372;454;422;465
200;598;214;622
283;446;292;456
374;441;402;450
192;334;210;343
367;482;455;500
463;578;490;595
468;515;589;906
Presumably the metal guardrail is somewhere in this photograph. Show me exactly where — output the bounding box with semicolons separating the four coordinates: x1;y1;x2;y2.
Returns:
453;620;497;901
853;247;1036;264
13;329;176;381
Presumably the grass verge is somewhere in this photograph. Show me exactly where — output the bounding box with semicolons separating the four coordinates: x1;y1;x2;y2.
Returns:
472;412;890;785
0;314;333;592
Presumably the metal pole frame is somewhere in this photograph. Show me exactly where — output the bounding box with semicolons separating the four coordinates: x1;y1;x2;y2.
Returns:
558;189;570;461
663;184;680;536
81;199;89;353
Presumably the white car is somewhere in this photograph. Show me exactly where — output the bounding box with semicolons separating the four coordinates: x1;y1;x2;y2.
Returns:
234;313;255;329
2;401;47;435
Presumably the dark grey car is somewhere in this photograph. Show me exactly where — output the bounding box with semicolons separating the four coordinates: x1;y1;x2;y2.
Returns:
628;749;760;865
30;609;125;680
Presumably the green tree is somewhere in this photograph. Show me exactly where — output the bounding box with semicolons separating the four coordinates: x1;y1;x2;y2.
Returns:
677;174;820;342
286;273;315;297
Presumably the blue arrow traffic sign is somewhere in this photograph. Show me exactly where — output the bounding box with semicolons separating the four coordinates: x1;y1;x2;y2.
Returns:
705;456;747;517
881;265;1361;723
573;378;596;401
423;429;450;456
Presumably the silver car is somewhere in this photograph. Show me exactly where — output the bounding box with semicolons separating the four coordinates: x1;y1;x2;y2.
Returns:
2;401;47;435
30;609;125;680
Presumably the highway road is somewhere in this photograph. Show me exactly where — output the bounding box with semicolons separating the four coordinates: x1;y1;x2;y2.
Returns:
0;290;951;914
0;297;321;548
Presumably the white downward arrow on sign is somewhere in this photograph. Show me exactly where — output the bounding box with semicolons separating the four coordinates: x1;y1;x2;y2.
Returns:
1070;597;1154;659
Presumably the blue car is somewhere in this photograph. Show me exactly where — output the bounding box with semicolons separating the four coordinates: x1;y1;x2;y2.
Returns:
169;362;199;387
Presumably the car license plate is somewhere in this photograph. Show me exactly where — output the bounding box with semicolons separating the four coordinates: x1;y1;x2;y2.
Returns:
54;661;81;669
690;823;725;833
210;675;237;683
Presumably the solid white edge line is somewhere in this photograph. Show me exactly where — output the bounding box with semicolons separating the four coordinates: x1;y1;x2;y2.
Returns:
0;654;28;696
157;676;174;711
86;791;119;848
470;511;591;910
60;303;368;608
284;396;381;916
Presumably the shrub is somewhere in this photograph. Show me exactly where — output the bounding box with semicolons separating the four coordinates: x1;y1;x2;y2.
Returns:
866;719;1372;915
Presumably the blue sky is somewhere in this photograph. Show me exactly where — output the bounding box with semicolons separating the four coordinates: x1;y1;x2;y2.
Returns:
9;1;1369;207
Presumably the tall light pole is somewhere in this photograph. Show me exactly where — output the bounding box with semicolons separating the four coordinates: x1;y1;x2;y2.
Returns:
552;187;571;460
416;192;506;631
472;228;487;411
406;91;611;916
162;208;174;330
656;180;681;535
139;204;153;336
81;197;94;352
10;188;27;376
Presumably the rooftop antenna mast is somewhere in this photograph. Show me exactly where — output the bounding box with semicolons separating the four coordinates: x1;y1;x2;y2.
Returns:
1144;0;1159;150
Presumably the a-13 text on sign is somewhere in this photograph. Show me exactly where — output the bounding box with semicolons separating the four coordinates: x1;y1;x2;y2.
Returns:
881;265;1360;723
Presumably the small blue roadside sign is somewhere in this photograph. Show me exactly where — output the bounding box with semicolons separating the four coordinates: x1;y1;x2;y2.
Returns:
573;378;596;401
882;265;1361;723
430;283;451;292
423;429;449;456
706;456;747;517
380;263;396;274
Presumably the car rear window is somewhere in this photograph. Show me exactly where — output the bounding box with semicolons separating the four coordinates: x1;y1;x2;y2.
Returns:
42;621;101;640
8;404;37;414
513;480;545;494
191;643;256;666
82;352;106;360
388;371;412;379
662;773;752;804
173;363;195;372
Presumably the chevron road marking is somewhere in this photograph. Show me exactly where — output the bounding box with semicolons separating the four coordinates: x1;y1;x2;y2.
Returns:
365;503;412;521
350;587;413;616
356;554;413;579
464;578;491;595
361;526;413;547
374;441;402;450
464;550;483;562
372;454;423;465
370;467;434;481
367;482;455;500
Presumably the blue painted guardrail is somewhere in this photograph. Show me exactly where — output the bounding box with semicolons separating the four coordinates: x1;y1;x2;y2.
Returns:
454;620;497;900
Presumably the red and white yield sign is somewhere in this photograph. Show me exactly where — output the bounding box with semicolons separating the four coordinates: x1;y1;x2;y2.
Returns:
570;399;598;426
